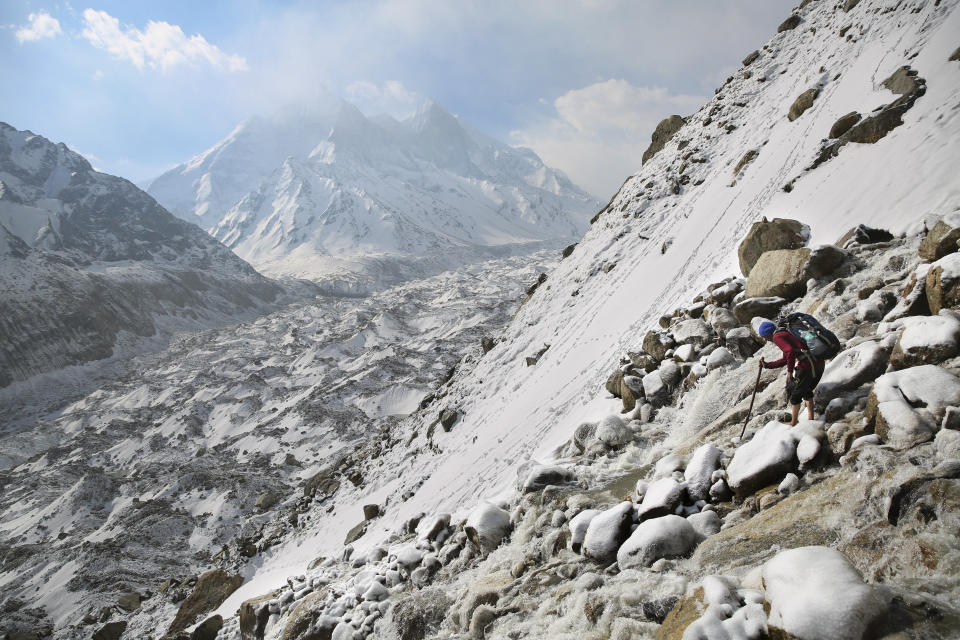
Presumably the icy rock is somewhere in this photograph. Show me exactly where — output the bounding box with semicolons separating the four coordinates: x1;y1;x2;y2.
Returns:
935;428;960;459
520;464;575;492
465;502;512;551
617;515;697;570
889;314;960;368
642;370;670;407
727;421;799;497
797;435;820;466
654;453;687;479
674;343;698;362
673;319;711;346
573;422;598;452
684;444;721;502
706;347;736;371
362;581;388;602
681;576;767;640
596;414;632;447
638;477;686;520
815;340;890;404
570;509;601;553
778;473;800;494
868;365;960;449
709;478;732;502
393;545;424;570
415;514;451;543
709;307;740;337
331;621;354;640
855;290;893;322
634;480;649;502
762;546;884;640
687;509;722;539
385;570;402;587
582;501;635;562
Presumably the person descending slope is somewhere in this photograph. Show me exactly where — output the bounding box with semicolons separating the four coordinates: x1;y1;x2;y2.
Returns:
757;319;827;426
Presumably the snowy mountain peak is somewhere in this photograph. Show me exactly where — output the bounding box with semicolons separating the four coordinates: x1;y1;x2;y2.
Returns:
149;98;599;286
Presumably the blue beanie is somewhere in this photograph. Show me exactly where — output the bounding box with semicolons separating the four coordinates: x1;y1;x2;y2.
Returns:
758;321;776;338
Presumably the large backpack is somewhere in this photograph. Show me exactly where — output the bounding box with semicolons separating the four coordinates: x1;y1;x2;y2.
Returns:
776;312;841;360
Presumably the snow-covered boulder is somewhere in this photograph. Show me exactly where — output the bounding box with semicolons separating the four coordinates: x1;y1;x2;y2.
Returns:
673;319;711;346
520;464;576;493
616;515;698;570
815;340;891;405
867;365;960;449
572;422;598;453
642;370;670;407
687;510;722;540
569;508;601;554
465;502;512;551
889;314;960;369
415;514;451;543
659;360;681;387
674;343;698;362
724;326;761;359
642;330;675;361
706;346;736;371
727;421;799;497
653;453;687;479
637;477;686;520
596;414;632;448
684;444;721;501
582;501;635;562
797;435;821;467
762;546;884;640
708;307;739;337
732;296;788;325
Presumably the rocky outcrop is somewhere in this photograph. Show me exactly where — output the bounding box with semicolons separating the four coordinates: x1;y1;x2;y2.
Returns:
737;217;808;277
168;569;243;634
642;115;686;165
926;253;960;315
829;111;861;138
919;220;960;261
777;14;802;32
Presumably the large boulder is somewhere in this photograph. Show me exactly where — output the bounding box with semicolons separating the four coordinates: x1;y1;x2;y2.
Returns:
643;330;675;362
744;248;811;299
637;478;686;520
918;219;960;261
672;319;711;346
814;340;891;405
617;515;698;570
280;592;333;640
829;111;862;138
168;569;243;634
889;315;960;369
239;590;278;640
520;464;576;492
726;421;799;497
606;368;625;398
642;370;670;408
762;546;884;640
867;365;960;449
836;224;894;248
737;217;808;277
708;307;739;337
582;501;635;562
926;253;960;315
642;115;686;164
788;87;819;121
465;503;512;551
596;414;632;447
724;326;762;359
732;296;788;324
805;244;847;278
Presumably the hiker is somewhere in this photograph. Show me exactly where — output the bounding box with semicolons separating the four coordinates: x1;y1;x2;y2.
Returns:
757;320;825;426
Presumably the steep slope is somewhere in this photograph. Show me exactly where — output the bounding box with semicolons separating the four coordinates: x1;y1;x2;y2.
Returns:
0;122;285;388
149;100;598;287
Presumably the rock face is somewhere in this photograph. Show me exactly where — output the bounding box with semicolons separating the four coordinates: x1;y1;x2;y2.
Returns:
744;248;811;299
788;88;819;121
168;569;244;633
919;220;960;261
737;218;808;277
0;122;284;388
642;115;686;165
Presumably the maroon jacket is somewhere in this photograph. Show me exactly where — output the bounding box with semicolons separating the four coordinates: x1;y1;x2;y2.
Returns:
762;331;823;376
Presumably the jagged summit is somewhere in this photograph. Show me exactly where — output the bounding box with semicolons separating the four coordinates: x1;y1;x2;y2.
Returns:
148;97;599;286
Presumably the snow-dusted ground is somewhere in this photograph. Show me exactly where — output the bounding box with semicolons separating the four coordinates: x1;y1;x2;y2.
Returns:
0;251;554;633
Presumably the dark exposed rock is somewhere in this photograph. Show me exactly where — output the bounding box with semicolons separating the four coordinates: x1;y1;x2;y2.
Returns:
439;409;458;432
777;14;802;32
93;621;128;640
805;244;847;278
836;224;894;248
344;521;368;545
843;0;861;11
642;330;674;362
480;337;496;354
642;115;686;165
950;46;960;62
606;368;625;398
829;111;862;138
525;272;547;296
788;88;819;121
116;592;141;612
168;569;243;634
239;591;276;640
303;466;340;499
744;248;811;299
732;149;758;179
191;615;223;640
742;50;760;66
737;217;808;277
279;591;333;640
363;504;381;520
561;243;577;259
927;256;960;315
391;588;452;640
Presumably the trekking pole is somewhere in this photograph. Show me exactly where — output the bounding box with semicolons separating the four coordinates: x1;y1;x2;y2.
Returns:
740;362;764;441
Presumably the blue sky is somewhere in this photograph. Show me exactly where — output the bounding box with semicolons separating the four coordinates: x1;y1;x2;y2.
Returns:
1;0;794;197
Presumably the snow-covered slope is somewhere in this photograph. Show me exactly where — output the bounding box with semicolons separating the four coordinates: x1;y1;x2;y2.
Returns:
0;122;288;388
148;100;598;287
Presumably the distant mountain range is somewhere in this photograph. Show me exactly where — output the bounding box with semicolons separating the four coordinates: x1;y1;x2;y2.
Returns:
148;98;599;289
0;121;288;388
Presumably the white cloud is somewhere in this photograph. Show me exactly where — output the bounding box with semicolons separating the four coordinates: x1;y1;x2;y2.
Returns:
511;79;705;198
80;9;248;72
15;10;62;42
345;80;426;120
